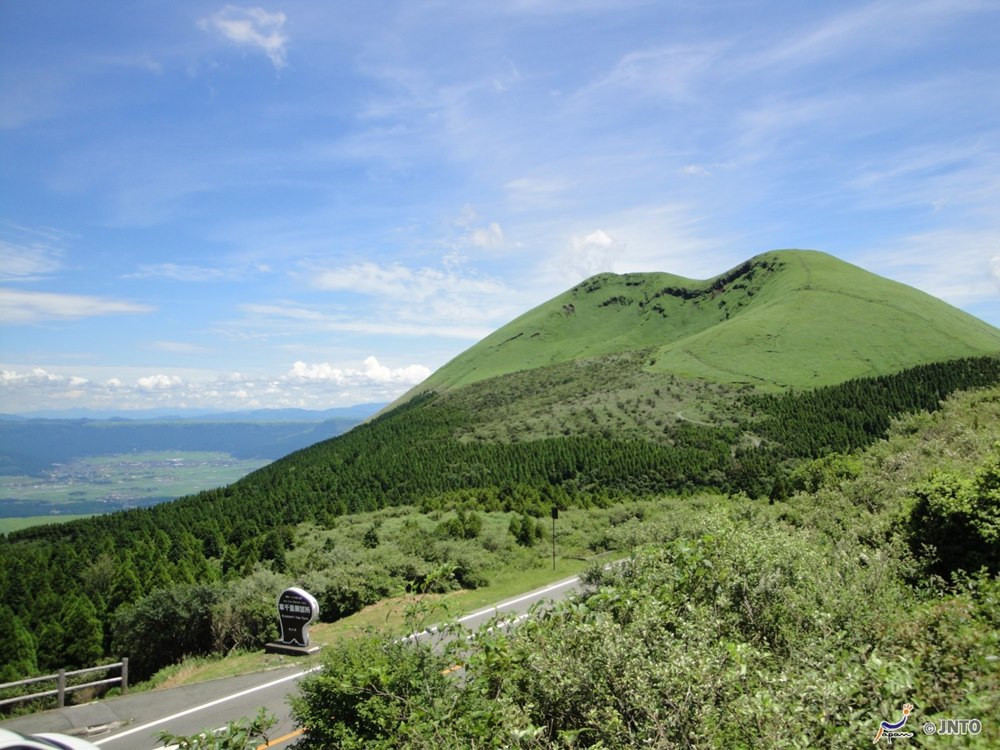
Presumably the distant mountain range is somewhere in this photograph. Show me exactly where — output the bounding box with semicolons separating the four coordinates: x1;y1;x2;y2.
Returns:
0;404;386;476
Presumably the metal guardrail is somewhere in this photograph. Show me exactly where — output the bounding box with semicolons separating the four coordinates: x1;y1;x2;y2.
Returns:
0;658;128;709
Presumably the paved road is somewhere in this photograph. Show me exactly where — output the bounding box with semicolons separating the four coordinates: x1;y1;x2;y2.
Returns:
2;575;585;750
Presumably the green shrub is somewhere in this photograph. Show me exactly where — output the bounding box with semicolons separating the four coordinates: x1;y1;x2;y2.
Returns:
111;583;222;682
311;567;402;622
158;708;276;749
210;570;283;652
906;451;1000;576
434;509;483;540
291;636;454;749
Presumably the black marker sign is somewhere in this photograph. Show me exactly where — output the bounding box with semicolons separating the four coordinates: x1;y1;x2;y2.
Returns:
276;587;319;647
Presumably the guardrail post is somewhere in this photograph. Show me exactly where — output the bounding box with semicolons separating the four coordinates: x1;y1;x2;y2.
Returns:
2;658;133;709
56;670;66;708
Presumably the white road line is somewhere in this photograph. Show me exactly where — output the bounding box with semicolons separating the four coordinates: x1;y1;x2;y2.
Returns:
94;667;322;745
396;575;582;644
455;575;580;624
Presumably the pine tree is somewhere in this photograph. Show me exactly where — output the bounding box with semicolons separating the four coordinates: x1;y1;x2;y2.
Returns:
58;594;104;669
0;605;38;681
108;557;143;613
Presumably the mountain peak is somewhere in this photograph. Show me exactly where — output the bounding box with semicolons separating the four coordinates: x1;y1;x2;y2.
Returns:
399;249;1000;403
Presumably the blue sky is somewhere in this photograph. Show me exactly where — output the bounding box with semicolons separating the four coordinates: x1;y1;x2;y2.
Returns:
2;0;999;413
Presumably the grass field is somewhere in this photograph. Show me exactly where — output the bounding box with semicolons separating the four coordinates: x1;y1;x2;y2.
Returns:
0;514;96;534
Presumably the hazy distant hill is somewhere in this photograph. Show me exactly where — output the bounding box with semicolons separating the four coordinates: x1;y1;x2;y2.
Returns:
0;405;384;476
396;249;1000;402
1;404;386;421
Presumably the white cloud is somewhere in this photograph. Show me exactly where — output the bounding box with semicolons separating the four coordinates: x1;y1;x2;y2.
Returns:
239;304;327;322
581;45;721;103
749;0;984;71
680;164;711;177
137;374;183;390
564;229;620;280
308;262;507;304
300;260;528;333
152;341;212;354
239;303;493;340
0;225;72;281
288;356;429;386
530;203;728;290
503;177;573;211
1;367;66;385
470;222;504;249
579;229;613;248
0;240;63;281
0;357;431;413
450;208;506;251
199;5;289;69
0;288;155;324
847;139;1000;215
126;263;231;282
864;228;1000;305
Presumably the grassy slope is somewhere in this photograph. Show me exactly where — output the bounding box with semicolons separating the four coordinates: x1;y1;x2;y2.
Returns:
654;250;1000;386
397;249;1000;402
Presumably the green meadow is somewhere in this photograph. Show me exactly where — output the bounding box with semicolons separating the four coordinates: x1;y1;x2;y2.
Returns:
400;250;1000;401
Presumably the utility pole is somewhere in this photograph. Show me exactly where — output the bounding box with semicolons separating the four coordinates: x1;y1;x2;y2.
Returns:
551;506;558;570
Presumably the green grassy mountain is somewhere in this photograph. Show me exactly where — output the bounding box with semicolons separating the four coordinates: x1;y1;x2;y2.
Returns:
3;249;1000;685
399;249;1000;400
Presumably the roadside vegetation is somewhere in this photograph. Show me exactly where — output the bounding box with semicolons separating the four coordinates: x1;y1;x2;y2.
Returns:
292;385;1000;748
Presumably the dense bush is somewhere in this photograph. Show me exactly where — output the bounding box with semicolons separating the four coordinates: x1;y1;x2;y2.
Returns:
158;708;276;750
111;571;286;681
0;607;38;682
111;583;221;682
209;571;283;653
294;513;999;748
291;387;1000;748
305;566;402;622
906;451;1000;577
290;636;456;749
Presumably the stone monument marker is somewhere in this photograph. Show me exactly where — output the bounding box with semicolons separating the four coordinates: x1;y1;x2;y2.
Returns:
264;586;321;656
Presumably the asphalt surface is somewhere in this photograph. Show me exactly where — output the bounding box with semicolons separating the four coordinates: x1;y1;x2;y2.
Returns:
1;574;585;750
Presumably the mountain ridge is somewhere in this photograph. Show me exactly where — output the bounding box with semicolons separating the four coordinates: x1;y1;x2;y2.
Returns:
394;249;1000;407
